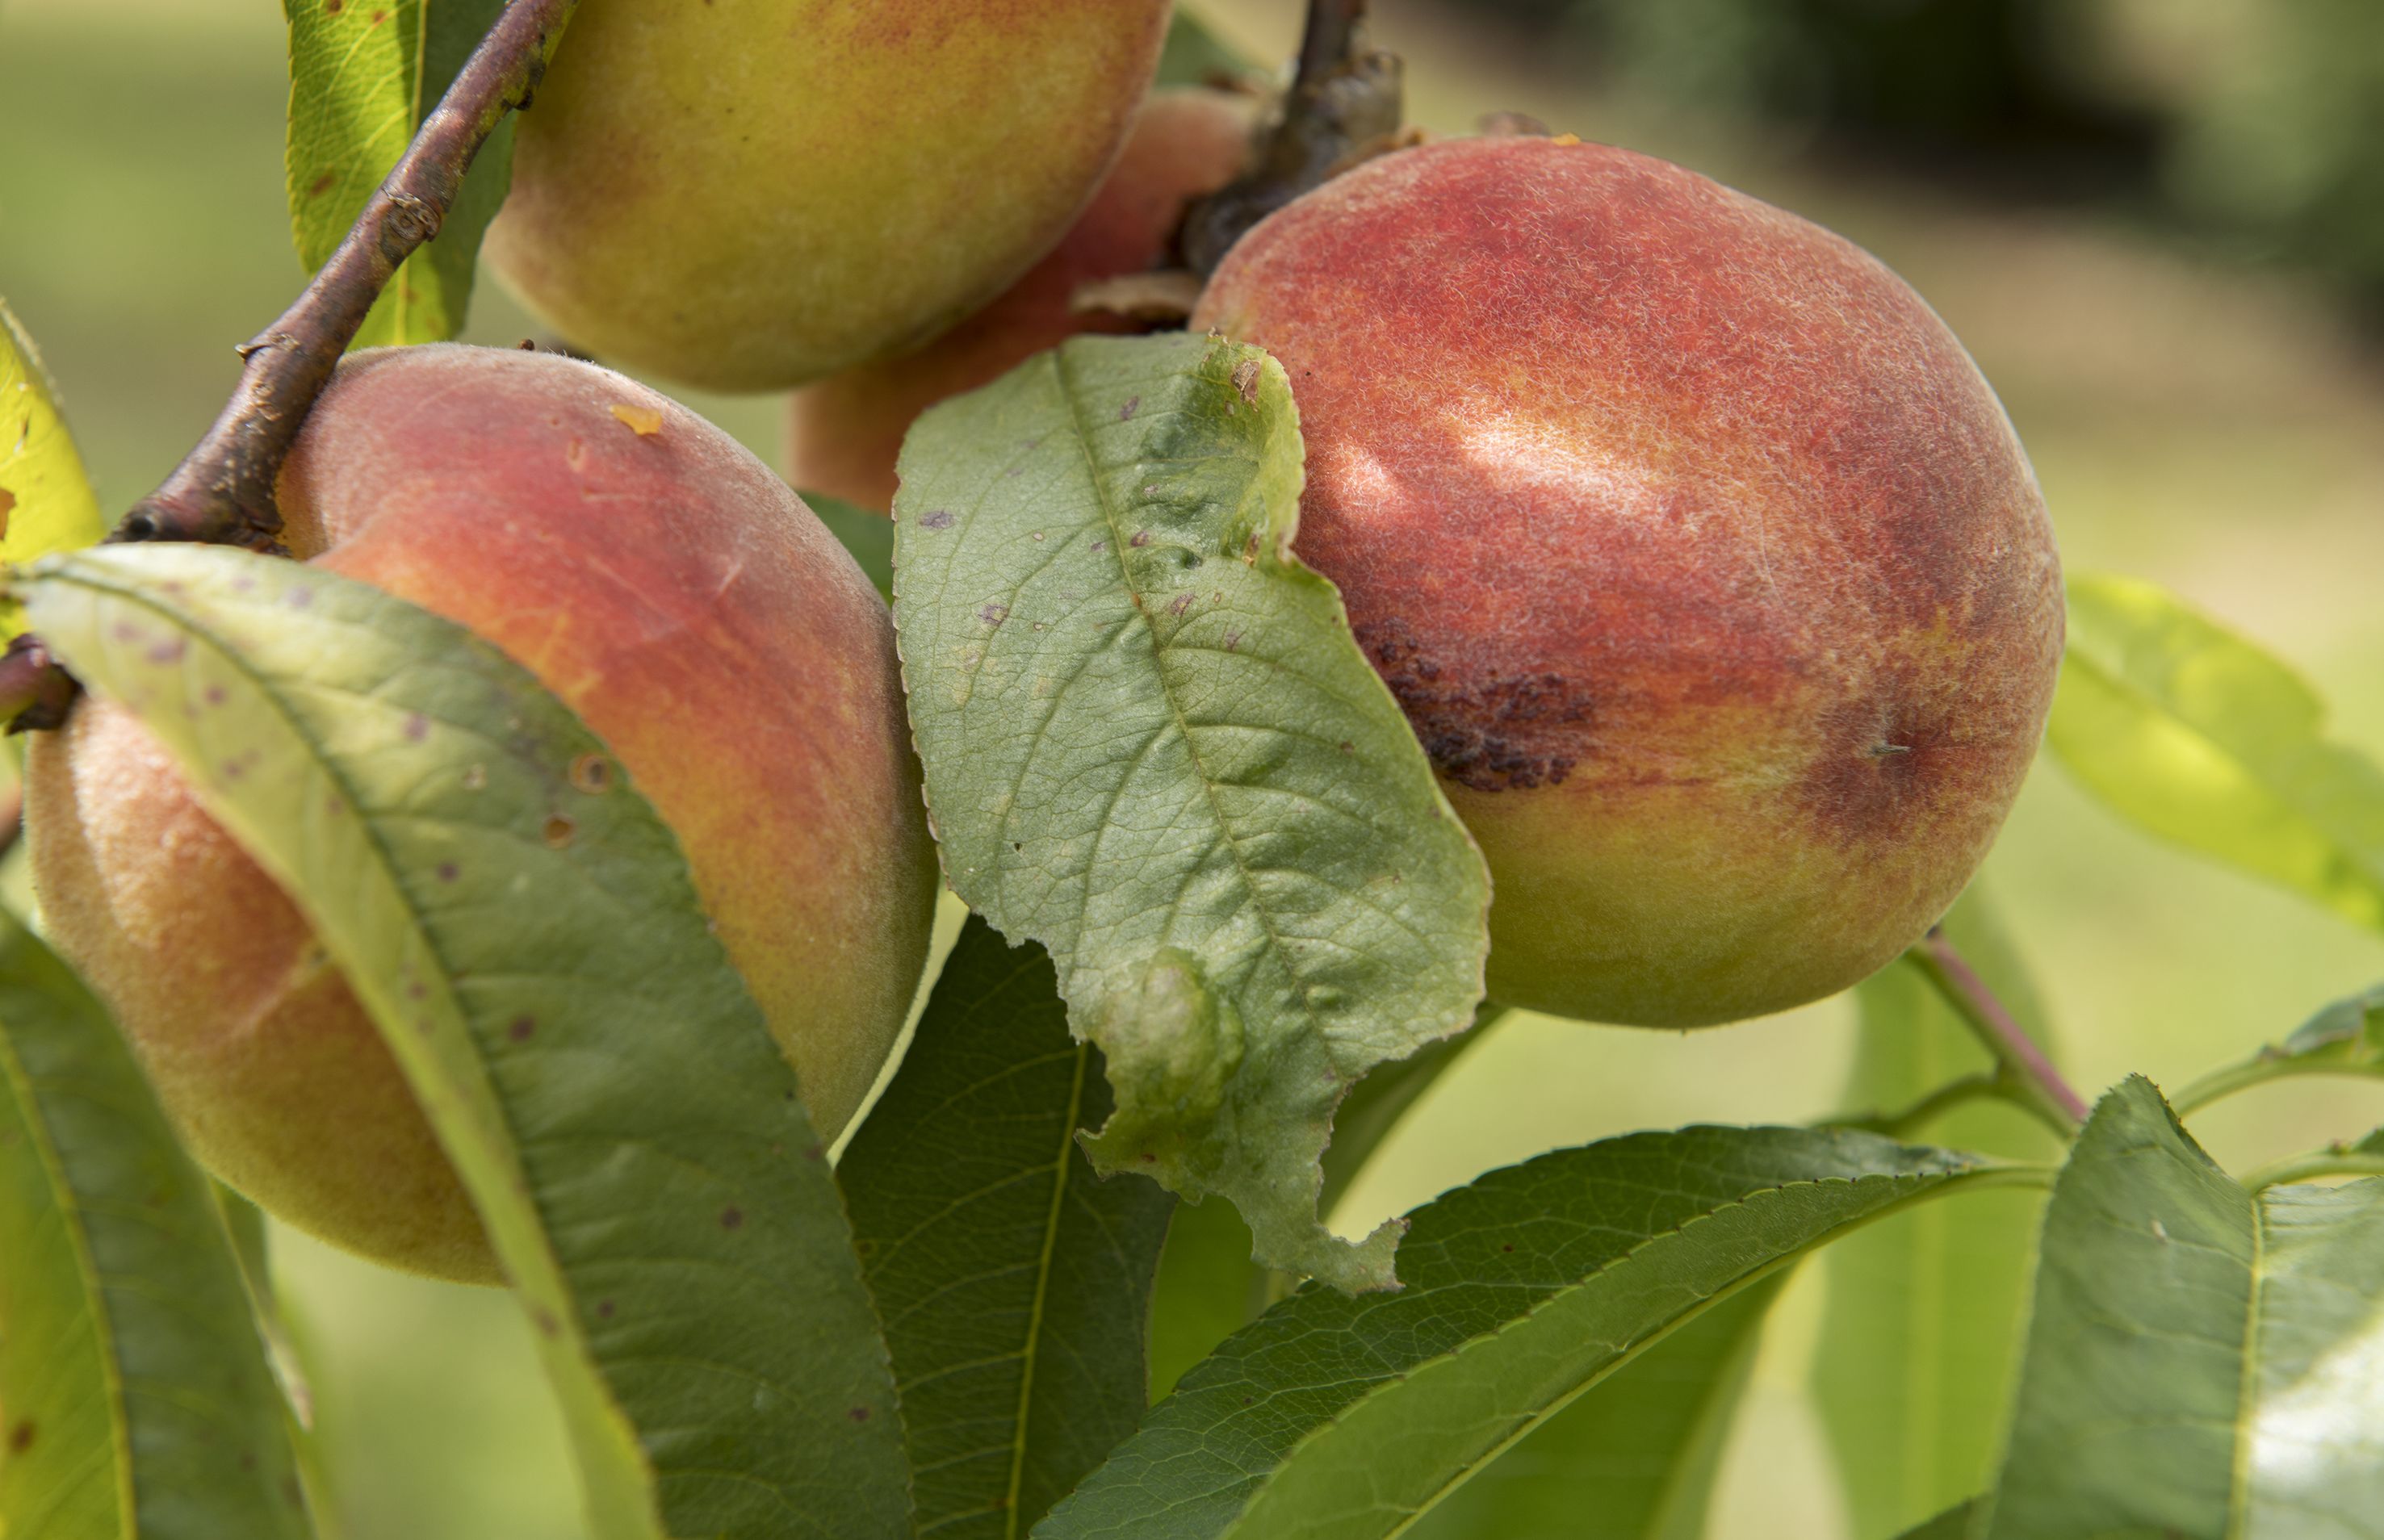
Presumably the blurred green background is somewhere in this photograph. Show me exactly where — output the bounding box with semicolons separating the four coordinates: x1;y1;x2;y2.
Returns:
4;0;2382;1534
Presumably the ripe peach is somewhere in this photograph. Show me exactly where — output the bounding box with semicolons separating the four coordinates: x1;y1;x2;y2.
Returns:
1192;138;2061;1027
484;0;1172;392
26;345;939;1282
786;87;1259;512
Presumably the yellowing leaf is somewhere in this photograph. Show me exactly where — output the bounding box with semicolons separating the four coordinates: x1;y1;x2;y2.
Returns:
0;300;107;633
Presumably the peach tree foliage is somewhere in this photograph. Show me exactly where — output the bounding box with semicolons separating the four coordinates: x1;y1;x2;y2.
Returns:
6;9;2384;1540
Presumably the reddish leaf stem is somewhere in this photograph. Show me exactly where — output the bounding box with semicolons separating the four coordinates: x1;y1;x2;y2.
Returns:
1913;927;2090;1129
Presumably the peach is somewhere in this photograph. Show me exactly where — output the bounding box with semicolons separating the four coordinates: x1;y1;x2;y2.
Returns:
484;0;1172;392
1192;138;2061;1027
786;87;1258;512
26;345;939;1282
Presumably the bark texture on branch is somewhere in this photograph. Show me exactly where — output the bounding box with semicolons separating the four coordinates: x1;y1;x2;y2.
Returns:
3;0;580;732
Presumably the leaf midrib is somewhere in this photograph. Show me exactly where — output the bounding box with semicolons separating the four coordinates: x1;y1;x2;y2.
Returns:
1216;1161;2036;1540
999;1040;1095;1540
0;1024;135;1534
1050;347;1312;1021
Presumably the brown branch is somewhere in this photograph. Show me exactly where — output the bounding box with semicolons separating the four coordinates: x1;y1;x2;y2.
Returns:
118;0;580;550
3;0;579;732
1178;0;1406;275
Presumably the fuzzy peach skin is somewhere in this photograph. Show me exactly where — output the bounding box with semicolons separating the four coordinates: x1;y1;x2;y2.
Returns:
484;0;1171;393
1192;138;2062;1027
786;87;1258;511
25;345;940;1283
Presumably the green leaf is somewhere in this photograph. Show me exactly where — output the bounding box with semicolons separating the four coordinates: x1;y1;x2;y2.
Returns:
1146;1195;1271;1404
19;544;907;1540
2049;573;2384;932
0;299;107;634
2171;979;2384;1115
1896;1501;1982;1540
1815;888;2061;1539
0;912;313;1539
1981;1076;2384;1538
1156;6;1255;87
282;0;514;347
1039;1125;2017;1540
839;915;1175;1539
805;491;894;600
890;333;1491;1292
1405;1274;1785;1540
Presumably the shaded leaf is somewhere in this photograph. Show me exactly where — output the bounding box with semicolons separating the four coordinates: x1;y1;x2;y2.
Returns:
0;299;107;634
1981;1076;2384;1538
1040;1125;2016;1540
21;545;907;1540
1406;1273;1785;1540
1147;1195;1271;1404
2050;573;2384;931
1815;887;2061;1538
890;333;1490;1291
1157;7;1255;87
840;915;1175;1538
807;490;894;599
282;0;514;347
0;913;312;1539
1896;1500;1982;1540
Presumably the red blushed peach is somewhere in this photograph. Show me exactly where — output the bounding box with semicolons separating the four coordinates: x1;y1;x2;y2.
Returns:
1192;137;2061;1027
26;345;939;1282
786;88;1259;513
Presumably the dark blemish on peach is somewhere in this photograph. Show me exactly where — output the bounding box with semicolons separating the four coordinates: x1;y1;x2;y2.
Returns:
720;1206;744;1229
436;861;459;882
508;1015;535;1042
204;684;228;706
285;587;313;609
1118;395;1141;421
240;1451;258;1471
569;752;613;793
8;1420;33;1453
404;712;429;741
1129;530;1151;547
406;980;427;1001
222;759;245;781
543;814;575;848
919;509;955;530
597;1299;616;1319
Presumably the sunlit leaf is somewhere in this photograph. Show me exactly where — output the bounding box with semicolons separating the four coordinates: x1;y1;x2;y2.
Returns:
0;913;313;1539
840;916;1174;1538
1980;1076;2384;1537
282;0;515;346
22;544;908;1540
1815;886;2062;1538
0;299;107;634
2050;573;2384;932
1041;1125;2017;1540
891;333;1491;1291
